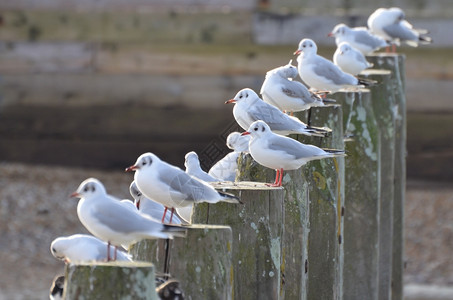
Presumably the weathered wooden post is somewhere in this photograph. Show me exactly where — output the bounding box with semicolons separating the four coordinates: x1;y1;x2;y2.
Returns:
333;90;381;300
360;68;396;300
64;261;158;299
367;53;407;300
130;225;233;299
192;182;285;300
295;104;345;300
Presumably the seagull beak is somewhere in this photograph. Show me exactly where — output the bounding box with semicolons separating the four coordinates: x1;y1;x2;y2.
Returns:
293;49;302;55
225;99;236;104
125;165;138;172
241;132;251;136
70;192;80;198
327;32;333;37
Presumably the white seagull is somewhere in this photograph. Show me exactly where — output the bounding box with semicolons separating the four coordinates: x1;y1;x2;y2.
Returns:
129;181;184;224
125;152;241;223
72;178;186;260
260;60;324;113
184;151;220;182
242;120;345;187
225;88;329;136
367;7;432;48
208;132;250;181
333;42;373;75
294;38;375;93
50;234;132;263
328;23;389;55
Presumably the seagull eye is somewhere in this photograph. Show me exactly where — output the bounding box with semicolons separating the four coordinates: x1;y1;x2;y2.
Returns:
254;127;258;131
302;44;306;48
51;247;57;253
83;186;89;192
142;160;147;166
239;95;243;99
91;186;96;192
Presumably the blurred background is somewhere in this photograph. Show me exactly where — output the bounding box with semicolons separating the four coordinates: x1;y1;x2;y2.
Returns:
0;0;452;299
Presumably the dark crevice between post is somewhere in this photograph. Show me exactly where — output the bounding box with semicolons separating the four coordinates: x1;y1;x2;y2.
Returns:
163;239;171;280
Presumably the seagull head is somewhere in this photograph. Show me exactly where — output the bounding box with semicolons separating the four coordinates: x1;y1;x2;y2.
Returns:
294;38;317;55
225;88;258;105
71;178;106;199
227;131;250;152
125;152;158;173
50;237;69;262
242;120;272;138
329;23;348;37
184;151;200;170
337;42;352;55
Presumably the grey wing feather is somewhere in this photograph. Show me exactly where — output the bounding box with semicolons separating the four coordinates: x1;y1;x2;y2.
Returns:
94;201;161;234
247;101;303;131
281;80;313;101
267;135;325;159
353;30;387;48
313;58;357;85
382;24;418;40
159;167;217;202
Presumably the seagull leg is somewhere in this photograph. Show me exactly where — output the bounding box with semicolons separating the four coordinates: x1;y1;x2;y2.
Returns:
278;168;284;186
169;208;175;224
114;246;118;261
107;242;111;262
161;207;168;223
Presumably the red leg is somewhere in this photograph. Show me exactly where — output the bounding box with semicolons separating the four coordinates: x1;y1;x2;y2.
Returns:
278;168;284;186
161;207;168;223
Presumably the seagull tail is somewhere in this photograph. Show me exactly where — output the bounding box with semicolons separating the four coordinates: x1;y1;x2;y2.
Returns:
357;77;378;87
321;97;336;104
419;35;433;45
305;125;332;137
162;224;188;238
322;148;347;157
218;191;242;204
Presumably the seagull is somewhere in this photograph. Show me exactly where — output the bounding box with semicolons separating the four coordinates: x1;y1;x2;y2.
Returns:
125;152;241;223
50;234;132;263
242;120;345;187
367;7;432;48
260;60;324;113
333;42;374;75
49;275;65;300
294;38;375;93
184;151;220;182
208;132;250;181
226;131;250;153
72;178;187;260
225;88;329;136
129;181;184;224
328;23;389;55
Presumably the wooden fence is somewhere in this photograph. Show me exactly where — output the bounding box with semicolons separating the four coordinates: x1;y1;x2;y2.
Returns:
63;53;406;300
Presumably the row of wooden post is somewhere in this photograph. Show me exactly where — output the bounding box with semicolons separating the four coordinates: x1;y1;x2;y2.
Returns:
63;54;406;300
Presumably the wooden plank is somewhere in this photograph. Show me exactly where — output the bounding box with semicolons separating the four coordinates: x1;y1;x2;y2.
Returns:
130;225;233;299
64;261;158;299
333;90;380;300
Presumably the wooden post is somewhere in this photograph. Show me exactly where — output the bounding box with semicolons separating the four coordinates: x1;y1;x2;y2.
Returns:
367;54;407;300
360;68;396;300
333;90;381;300
130;225;233;299
295;104;345;300
192;182;285;300
64;261;158;299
